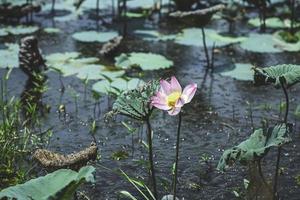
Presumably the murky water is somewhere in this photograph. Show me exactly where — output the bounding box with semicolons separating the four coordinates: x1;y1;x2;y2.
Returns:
1;0;300;199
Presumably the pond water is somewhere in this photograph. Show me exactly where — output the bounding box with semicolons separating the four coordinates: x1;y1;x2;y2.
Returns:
0;0;300;199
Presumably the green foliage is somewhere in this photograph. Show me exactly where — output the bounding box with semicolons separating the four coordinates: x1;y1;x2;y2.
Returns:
248;17;300;29
115;53;173;71
278;31;300;44
111;150;129;161
217;124;292;171
0;166;95;200
294;105;300;119
92;78;144;95
0;26;39;36
273;31;300;51
220;63;254;81
175;28;247;47
112;80;159;121
0;43;19;68
254;64;300;88
72;31;119;43
240;33;282;53
119;169;156;200
0;73;52;189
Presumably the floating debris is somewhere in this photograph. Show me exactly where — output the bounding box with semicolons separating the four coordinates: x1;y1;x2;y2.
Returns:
33;142;98;171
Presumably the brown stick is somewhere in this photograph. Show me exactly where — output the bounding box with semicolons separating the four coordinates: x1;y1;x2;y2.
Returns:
169;4;225;18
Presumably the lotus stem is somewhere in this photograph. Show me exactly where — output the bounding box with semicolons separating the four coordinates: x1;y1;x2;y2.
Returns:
201;27;210;69
273;82;289;199
290;0;295;34
51;0;55;14
146;118;158;199
210;42;216;72
173;112;182;200
96;0;100;18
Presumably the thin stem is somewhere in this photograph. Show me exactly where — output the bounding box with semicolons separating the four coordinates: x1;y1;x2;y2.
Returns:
273;82;289;199
51;0;55;14
173;112;182;200
201;28;210;69
258;159;273;195
146;118;158;199
290;0;295;34
96;0;100;18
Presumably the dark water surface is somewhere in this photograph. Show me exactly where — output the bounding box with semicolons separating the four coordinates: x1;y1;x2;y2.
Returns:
0;1;300;199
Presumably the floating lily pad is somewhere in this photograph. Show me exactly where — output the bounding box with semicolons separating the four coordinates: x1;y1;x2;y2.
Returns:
134;30;177;41
0;43;19;68
44;27;61;33
101;70;125;80
46;52;107;80
92;78;144;95
115;52;173;71
72;31;119;43
175;28;247;47
220;63;254;81
0;29;8;37
248;17;300;29
124;12;145;18
55;13;79;22
240;33;282;53
0;26;39;36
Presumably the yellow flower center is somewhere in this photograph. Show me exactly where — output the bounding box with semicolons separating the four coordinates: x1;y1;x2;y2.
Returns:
167;91;181;107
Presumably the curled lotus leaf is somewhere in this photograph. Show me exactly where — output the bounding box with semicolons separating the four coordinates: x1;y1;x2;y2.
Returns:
217;124;292;171
112;80;159;120
254;64;300;88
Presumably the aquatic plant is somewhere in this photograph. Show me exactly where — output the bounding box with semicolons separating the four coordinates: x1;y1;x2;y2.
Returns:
0;166;95;200
219;64;300;199
0;70;52;189
151;76;197;200
113;80;160;198
253;64;300;198
245;0;269;32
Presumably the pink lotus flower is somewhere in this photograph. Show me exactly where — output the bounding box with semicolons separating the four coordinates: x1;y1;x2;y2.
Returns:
151;76;197;115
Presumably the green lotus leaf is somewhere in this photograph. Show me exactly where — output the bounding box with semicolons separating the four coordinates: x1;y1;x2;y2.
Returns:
240;33;282;53
0;29;8;37
0;43;19;68
134;30;177;42
112;80;159;120
220;63;254;81
44;28;61;34
0;26;39;35
0;166;95;200
72;31;119;43
248;17;300;29
217;124;292;172
115;52;173;71
254;64;300;88
92;77;144;95
175;28;247;47
46;52;111;80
